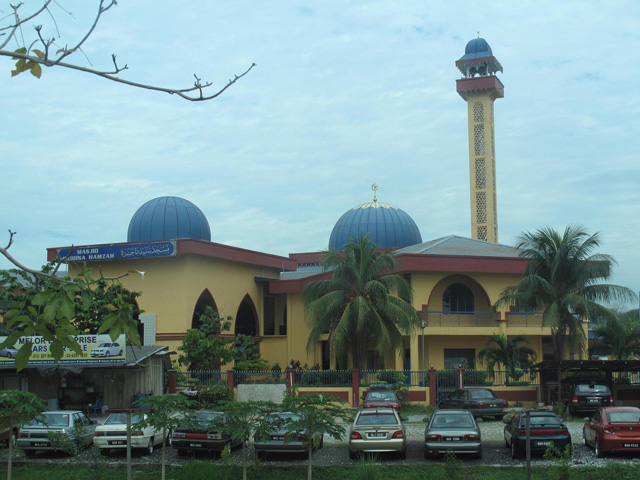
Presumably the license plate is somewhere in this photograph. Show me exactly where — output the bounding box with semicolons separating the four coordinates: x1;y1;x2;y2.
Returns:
109;440;126;446
33;442;49;447
535;441;552;447
623;443;639;448
489;404;497;407
272;436;284;441
368;432;385;438
189;443;203;448
588;399;599;403
444;437;461;442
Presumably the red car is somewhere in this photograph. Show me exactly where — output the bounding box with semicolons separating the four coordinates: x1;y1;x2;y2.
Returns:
582;406;640;458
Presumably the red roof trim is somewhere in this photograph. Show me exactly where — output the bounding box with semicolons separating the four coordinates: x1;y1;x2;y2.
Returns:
396;254;528;274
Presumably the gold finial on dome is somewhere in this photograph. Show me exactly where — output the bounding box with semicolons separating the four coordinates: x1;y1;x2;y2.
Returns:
371;183;378;203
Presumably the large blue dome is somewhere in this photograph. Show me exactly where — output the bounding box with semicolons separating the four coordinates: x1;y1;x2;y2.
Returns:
127;196;211;242
328;201;422;250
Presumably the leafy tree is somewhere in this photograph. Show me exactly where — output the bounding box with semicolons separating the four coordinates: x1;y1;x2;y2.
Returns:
590;314;640;360
0;259;142;370
495;225;636;406
0;1;255;101
178;306;268;372
476;334;537;384
281;392;351;480
197;382;234;407
303;235;419;369
134;395;194;480
0;391;46;480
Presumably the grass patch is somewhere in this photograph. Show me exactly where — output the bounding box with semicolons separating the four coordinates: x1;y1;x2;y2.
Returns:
0;462;639;480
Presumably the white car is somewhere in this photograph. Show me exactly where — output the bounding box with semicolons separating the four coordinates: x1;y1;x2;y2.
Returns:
90;343;123;358
93;412;169;455
17;410;97;457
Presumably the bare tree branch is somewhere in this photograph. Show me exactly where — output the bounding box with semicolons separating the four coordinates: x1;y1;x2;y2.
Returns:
1;1;255;101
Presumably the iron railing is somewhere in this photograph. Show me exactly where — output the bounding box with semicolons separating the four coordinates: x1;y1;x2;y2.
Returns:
176;371;228;389
506;313;545;327
422;311;500;327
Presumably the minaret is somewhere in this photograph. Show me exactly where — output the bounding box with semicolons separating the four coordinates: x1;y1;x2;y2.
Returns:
456;37;503;243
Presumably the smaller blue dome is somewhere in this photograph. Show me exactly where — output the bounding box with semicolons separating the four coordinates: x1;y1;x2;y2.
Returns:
459;38;493;61
127;196;211;242
329;202;422;250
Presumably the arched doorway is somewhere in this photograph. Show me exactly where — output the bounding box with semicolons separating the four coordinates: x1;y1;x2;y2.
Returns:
235;294;258;337
191;289;219;330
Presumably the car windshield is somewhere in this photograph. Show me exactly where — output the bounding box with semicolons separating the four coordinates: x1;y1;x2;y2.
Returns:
97;343;110;348
607;411;640;423
367;392;396;401
520;415;561;427
469;390;496;399
193;412;222;422
356;413;398;426
267;413;302;424
104;413;144;425
30;413;69;427
576;384;609;394
431;414;474;428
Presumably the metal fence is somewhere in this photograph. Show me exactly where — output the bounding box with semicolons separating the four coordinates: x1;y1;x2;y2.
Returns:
506;313;544;327
422;311;500;327
233;371;286;387
293;370;352;387
176;371;228;389
463;369;539;387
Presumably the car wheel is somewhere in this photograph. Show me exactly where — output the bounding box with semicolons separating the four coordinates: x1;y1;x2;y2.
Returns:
595;439;605;458
349;450;359;460
397;449;407;460
9;430;17;448
582;430;587;446
475;449;483;460
6;352;12;359
24;450;36;458
118;350;123;356
145;438;154;455
424;450;432;460
504;434;509;448
165;431;173;447
319;435;324;449
177;449;187;457
511;440;520;459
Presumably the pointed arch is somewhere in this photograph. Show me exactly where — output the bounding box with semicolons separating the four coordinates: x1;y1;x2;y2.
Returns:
235;294;258;337
191;289;218;330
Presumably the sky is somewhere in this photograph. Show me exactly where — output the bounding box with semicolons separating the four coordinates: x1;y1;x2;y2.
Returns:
1;1;639;309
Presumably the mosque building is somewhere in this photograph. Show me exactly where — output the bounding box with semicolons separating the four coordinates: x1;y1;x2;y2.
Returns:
46;38;574;376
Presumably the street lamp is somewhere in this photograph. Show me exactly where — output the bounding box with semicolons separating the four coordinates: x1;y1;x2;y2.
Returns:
420;319;427;386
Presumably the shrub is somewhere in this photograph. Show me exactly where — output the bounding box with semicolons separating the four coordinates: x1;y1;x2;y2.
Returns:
198;382;233;407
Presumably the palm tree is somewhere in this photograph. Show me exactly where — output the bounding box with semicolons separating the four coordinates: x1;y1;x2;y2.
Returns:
590;314;640;360
476;334;537;384
303;235;419;370
495;225;636;405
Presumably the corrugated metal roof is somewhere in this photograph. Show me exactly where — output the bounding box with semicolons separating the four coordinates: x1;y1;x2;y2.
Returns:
394;235;521;258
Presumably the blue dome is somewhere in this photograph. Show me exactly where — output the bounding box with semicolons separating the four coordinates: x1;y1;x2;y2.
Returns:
459;38;493;61
328;202;422;250
127;196;211;242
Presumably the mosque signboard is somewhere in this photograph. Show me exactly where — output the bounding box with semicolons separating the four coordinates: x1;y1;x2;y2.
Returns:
56;241;176;262
0;334;126;366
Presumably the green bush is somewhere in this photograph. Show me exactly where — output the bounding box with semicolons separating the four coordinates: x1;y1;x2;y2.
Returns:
198;381;233;407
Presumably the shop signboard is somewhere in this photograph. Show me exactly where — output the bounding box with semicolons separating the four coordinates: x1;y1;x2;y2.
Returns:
0;334;126;366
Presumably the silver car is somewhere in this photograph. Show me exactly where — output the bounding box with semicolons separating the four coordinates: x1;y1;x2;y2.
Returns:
17;410;97;457
348;408;407;459
90;342;123;358
423;409;482;459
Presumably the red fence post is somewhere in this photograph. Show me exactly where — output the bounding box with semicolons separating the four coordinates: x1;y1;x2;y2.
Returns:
352;369;360;407
227;370;235;391
167;369;176;394
429;367;437;406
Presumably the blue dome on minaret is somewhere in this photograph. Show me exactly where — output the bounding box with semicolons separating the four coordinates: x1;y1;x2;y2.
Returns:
127;196;211;242
328;187;422;250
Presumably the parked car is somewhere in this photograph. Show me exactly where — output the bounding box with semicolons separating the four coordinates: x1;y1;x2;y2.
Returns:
17;410;96;457
361;384;402;414
0;346;19;358
503;410;571;459
582;406;640;458
0;427;18;448
172;410;240;456
438;388;508;419
90;342;123;358
423;409;482;459
561;377;613;416
93;411;169;455
348;408;407;459
254;411;323;459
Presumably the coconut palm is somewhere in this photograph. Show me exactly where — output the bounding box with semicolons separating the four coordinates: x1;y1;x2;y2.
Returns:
590;314;640;360
303;235;419;370
495;225;636;405
476;334;537;384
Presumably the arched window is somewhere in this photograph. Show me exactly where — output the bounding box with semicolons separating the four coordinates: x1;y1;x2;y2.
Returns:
191;290;218;330
442;283;474;313
235;295;258;336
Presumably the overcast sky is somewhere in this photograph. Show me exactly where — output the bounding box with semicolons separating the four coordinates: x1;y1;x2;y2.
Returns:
1;1;639;309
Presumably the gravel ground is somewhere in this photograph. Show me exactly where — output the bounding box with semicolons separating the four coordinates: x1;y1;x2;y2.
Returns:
5;415;640;468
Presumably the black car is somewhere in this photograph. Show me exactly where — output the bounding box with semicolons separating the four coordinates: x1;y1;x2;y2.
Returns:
503;411;571;459
561;378;613;416
172;410;240;456
438;388;508;419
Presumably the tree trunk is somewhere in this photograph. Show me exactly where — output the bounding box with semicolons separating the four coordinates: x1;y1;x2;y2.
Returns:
307;434;313;480
242;439;248;480
7;421;13;480
161;427;166;480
